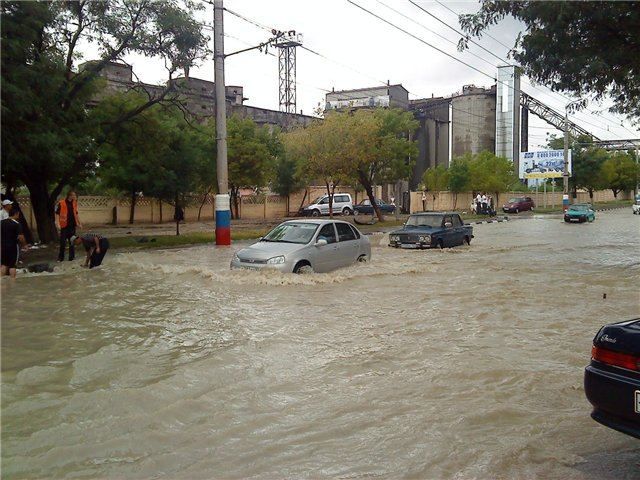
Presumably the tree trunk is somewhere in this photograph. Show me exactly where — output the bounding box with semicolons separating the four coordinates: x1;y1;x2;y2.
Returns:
612;189;619;198
27;182;58;243
358;171;383;221
325;181;333;218
453;192;458;210
129;190;137;224
286;195;290;217
588;189;594;201
197;187;212;221
297;189;308;215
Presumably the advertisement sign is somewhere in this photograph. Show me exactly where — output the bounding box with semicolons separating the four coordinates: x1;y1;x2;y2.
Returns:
519;149;572;179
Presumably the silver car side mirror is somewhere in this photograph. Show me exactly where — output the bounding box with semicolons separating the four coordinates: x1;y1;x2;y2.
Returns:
315;239;328;247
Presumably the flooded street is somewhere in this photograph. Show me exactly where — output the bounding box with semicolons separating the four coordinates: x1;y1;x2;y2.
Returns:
2;209;639;479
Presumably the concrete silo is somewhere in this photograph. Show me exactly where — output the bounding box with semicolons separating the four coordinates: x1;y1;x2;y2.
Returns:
451;85;496;158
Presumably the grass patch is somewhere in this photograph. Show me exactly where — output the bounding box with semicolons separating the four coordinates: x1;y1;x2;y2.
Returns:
109;228;270;250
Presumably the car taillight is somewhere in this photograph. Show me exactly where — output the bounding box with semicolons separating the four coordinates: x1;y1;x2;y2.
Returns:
592;345;640;371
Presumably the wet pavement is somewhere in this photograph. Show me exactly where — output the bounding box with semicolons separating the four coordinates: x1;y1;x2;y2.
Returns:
2;209;639;479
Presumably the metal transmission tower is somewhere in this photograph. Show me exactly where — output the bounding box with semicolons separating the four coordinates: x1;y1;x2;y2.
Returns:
275;31;303;114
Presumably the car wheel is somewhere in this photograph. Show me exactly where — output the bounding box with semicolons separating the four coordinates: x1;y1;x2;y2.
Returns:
514;208;519;214
463;236;471;246
564;218;570;223
293;261;313;274
357;254;368;263
311;209;321;217
437;239;444;249
342;207;352;216
353;209;359;216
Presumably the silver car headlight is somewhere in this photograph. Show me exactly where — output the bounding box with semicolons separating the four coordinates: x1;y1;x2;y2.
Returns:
418;235;431;243
267;255;285;265
232;252;240;262
390;235;400;242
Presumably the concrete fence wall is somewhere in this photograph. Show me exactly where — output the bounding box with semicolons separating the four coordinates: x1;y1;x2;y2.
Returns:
16;187;630;229
409;189;632;213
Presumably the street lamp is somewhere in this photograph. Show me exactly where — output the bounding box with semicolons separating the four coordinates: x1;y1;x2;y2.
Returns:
563;98;583;211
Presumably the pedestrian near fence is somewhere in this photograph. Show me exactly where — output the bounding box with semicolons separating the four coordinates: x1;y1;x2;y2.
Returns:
56;191;82;262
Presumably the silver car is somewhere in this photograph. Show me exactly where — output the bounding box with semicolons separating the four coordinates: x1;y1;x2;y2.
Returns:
230;219;371;273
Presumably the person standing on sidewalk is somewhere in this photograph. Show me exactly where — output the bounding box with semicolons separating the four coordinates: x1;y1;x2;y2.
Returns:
1;207;28;278
72;233;110;269
56;191;81;262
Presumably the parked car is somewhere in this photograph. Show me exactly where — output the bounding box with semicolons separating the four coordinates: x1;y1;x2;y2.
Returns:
584;318;640;439
502;196;535;213
301;193;353;217
353;198;396;215
633;194;640;214
230;219;370;273
388;212;473;249
564;203;595;223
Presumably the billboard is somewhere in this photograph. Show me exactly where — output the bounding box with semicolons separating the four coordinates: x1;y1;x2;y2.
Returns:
519;149;572;179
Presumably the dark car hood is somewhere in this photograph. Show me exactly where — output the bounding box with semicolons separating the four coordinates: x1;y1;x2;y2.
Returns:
390;226;438;234
594;318;640;355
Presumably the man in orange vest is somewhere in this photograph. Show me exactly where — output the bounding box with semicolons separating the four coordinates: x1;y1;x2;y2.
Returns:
55;191;82;261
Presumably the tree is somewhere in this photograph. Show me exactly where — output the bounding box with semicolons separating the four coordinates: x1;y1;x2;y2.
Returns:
347;109;418;221
97;93;168;223
459;2;640;119
422;165;449;209
601;153;639;198
284;115;352;218
448;157;471;209
468;151;516;205
271;154;305;216
286;109;417;220
547;134;605;199
1;1;208;242
226;116;273;219
145;108;210;235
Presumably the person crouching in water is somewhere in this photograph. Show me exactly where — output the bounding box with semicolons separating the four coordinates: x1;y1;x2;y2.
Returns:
71;233;110;269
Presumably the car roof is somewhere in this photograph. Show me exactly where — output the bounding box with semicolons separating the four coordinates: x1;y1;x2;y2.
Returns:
282;219;352;225
410;212;457;216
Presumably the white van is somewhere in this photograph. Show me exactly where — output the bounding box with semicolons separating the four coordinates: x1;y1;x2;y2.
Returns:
302;193;353;216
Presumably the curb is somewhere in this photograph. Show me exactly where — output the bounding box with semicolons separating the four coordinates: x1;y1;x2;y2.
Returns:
594;206;631;212
470;216;510;225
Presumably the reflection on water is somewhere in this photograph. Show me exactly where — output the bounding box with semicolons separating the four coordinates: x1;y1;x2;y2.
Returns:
2;210;639;479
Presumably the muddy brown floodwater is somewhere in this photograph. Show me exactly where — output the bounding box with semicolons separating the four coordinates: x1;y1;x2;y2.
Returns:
2;210;639;479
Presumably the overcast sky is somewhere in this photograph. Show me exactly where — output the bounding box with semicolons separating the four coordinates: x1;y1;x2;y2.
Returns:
108;0;638;150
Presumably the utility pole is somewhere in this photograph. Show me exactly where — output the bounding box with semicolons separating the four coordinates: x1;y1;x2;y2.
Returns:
214;0;230;245
563;107;570;212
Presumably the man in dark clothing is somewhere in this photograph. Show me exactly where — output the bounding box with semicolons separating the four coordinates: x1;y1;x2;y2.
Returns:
56;191;82;261
72;233;109;269
1;207;28;278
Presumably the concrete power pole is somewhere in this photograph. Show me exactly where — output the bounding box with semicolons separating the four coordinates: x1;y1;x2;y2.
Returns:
214;0;230;245
563;108;569;212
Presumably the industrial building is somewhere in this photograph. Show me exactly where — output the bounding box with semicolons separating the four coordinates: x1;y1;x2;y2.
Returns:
83;61;315;129
450;85;496;159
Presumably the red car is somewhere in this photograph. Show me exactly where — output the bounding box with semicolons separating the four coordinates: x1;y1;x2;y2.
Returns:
502;196;535;214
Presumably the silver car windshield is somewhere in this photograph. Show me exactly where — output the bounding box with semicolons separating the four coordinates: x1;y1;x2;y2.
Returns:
261;222;319;244
405;215;442;228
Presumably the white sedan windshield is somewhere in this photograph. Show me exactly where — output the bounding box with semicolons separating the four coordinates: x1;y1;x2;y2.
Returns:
262;223;319;244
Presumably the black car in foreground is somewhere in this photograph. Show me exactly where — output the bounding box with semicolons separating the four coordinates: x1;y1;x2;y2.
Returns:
584;318;640;439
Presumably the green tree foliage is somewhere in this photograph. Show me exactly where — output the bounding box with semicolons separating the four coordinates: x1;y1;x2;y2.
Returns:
1;0;208;242
600;153;639;198
468;151;517;205
283;115;353;218
285;108;417;220
460;1;640;119
447;157;471;209
547;134;609;199
422;165;449;207
226;116;275;219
